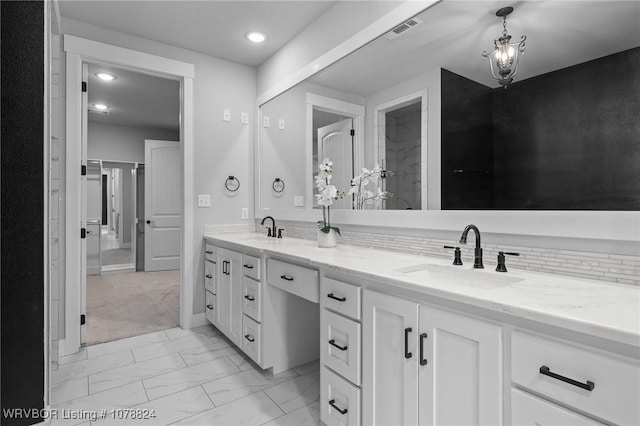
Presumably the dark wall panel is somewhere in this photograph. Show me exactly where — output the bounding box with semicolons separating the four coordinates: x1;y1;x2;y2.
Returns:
1;1;46;425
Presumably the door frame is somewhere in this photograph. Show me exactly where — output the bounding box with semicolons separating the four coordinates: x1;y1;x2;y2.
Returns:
62;35;195;356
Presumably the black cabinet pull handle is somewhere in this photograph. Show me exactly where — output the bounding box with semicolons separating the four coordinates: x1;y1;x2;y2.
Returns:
244;334;255;342
539;366;595;391
280;274;294;281
243;264;254;269
205;250;213;254
206;304;213;310
328;399;348;415
329;339;348;351
205;274;213;279
222;261;226;275
327;293;346;302
244;295;255;301
419;333;428;366
404;327;412;359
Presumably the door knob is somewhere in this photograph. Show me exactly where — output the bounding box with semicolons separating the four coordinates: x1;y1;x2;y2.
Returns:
146;220;151;224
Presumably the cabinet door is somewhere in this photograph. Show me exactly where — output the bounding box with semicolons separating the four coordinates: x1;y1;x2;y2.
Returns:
227;249;244;347
418;305;502;426
363;290;419;426
216;250;231;336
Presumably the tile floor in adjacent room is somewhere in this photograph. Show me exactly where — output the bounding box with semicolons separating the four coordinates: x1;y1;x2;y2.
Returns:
50;325;321;425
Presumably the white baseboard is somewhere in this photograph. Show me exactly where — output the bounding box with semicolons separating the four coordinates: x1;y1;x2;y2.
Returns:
190;313;208;328
122;242;132;248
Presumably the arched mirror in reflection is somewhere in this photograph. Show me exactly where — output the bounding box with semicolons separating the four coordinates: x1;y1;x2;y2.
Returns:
259;0;640;212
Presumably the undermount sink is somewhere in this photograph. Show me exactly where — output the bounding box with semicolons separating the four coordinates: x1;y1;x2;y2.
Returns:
394;263;524;289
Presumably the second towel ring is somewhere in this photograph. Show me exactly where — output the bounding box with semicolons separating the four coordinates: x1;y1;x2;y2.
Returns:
225;176;240;192
272;178;285;193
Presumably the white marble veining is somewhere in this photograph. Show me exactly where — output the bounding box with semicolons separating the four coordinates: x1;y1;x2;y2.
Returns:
204;232;640;347
52;349;134;386
263;371;321;414
86;330;168;358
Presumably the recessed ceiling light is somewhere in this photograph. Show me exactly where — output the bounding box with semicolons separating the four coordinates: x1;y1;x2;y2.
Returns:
96;72;116;81
246;31;266;43
93;103;109;110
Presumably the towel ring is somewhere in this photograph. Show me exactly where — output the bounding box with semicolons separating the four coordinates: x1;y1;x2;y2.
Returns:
272;178;285;193
225;176;240;192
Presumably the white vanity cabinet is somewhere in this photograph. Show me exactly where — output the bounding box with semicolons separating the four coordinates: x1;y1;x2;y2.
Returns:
362;289;502;426
215;247;244;347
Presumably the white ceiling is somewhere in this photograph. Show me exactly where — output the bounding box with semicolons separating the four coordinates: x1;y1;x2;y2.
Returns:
58;0;336;67
309;0;640;95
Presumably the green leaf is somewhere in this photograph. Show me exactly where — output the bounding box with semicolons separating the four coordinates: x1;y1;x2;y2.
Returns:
318;224;331;234
331;227;341;236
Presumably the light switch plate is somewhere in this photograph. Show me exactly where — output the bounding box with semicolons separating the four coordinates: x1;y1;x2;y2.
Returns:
241;208;248;219
241;112;249;124
223;109;231;122
278;118;285;130
197;194;211;207
263;116;270;127
294;196;304;207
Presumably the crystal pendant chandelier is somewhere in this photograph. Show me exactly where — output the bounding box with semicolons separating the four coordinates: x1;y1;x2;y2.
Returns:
481;6;526;88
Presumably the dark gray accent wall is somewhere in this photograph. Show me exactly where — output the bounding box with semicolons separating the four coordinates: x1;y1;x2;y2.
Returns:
1;1;46;425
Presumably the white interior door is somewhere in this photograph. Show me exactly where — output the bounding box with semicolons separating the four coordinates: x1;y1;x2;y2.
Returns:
80;63;88;344
317;118;353;209
145;140;181;271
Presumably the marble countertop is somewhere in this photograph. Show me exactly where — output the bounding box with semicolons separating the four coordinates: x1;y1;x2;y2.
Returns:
204;232;640;348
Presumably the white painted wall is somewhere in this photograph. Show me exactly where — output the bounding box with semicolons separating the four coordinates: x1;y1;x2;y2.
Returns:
61;18;256;315
88;122;178;163
257;1;405;97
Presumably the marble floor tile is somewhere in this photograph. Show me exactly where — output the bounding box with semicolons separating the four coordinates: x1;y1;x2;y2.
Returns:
262;401;321;426
202;367;299;407
172;391;284;426
164;325;219;340
227;352;258;372
52;349;134;385
263;370;321;414
89;353;186;394
59;348;87;365
51;382;148;426
179;341;237;367
92;386;213;425
131;334;214;363
86;331;168;358
143;356;239;400
293;360;320;376
50;376;88;406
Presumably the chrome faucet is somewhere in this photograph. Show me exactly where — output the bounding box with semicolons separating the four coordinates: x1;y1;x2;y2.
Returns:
260;216;277;238
459;224;484;269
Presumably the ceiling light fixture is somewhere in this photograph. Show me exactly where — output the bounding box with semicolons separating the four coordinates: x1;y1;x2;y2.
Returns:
481;6;526;88
93;103;109;110
96;72;116;81
246;31;266;43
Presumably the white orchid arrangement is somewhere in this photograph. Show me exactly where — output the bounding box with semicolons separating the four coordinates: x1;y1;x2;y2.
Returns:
315;158;344;235
349;164;392;210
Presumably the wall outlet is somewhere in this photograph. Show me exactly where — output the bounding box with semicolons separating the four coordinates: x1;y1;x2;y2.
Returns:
241;207;248;219
263;116;270;128
240;112;249;124
278;118;285;130
223;109;231;122
197;194;211;207
294;196;304;207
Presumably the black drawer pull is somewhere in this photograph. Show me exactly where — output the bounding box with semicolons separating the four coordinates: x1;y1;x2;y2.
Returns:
327;293;346;302
328;399;348;415
419;333;428;366
205;274;213;279
329;339;348;351
539;366;595;391
206;304;213;310
205;250;213;254
244;295;255;301
280;274;294;281
243;264;254;269
404;327;412;359
244;334;255;342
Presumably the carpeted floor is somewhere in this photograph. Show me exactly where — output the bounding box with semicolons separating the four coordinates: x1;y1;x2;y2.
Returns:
86;270;180;345
101;248;133;266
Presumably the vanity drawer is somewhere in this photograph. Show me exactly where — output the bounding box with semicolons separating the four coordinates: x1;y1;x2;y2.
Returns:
205;290;216;325
204;243;216;262
242;254;261;280
321;277;361;320
242;276;261;322
511;388;604;425
511;330;640;425
266;258;319;303
321;366;361;426
204;260;216;294
242;315;262;365
321;310;361;385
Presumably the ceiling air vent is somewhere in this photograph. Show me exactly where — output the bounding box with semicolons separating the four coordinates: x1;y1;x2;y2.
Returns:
383;17;423;40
